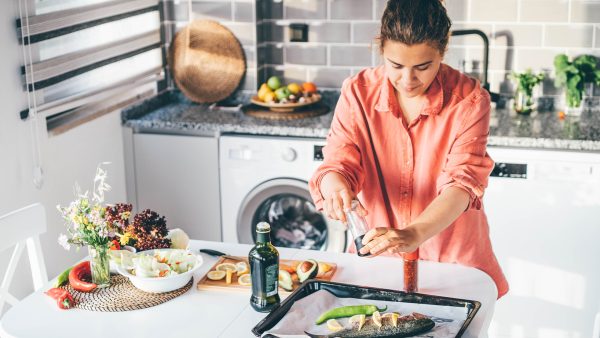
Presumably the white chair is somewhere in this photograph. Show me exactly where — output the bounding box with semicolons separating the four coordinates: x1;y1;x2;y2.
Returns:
0;203;48;316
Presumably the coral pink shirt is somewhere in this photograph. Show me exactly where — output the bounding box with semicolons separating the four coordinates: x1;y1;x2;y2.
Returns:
309;64;508;298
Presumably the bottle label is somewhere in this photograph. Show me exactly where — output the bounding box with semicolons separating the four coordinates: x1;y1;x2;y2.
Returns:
265;264;278;296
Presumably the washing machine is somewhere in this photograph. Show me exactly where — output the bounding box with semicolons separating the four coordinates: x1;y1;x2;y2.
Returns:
219;135;347;252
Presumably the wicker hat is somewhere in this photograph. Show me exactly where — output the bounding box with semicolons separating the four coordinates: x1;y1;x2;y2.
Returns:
169;20;246;103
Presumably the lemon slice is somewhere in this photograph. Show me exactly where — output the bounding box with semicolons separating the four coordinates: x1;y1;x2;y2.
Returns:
349;314;366;331
216;263;237;272
207;270;226;280
326;319;343;332
238;273;252;286
382;312;399;327
226;269;234;284
317;262;333;276
372;311;382;328
236;261;249;276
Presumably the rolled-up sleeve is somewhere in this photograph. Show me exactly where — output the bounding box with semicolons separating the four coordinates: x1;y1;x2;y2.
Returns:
309;79;364;210
436;90;495;210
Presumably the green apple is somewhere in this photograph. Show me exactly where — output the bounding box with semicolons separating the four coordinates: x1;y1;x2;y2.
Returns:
267;76;281;90
274;87;290;100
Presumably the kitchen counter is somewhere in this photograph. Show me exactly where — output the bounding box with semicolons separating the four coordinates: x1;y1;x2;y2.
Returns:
123;90;600;151
0;240;497;338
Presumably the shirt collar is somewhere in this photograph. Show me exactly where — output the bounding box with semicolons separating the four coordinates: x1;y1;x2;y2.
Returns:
374;68;444;118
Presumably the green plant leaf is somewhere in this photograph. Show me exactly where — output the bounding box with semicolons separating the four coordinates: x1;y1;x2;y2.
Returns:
554;54;569;72
555;72;567;87
554;54;599;107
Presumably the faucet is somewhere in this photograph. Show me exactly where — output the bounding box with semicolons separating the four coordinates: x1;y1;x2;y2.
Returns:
451;29;500;103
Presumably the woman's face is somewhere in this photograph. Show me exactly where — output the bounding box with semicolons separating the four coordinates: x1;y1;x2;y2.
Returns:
382;41;443;99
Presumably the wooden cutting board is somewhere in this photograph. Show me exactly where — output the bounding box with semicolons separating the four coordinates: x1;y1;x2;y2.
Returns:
196;256;337;293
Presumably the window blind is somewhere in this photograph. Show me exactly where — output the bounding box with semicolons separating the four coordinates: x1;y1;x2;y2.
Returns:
17;0;170;135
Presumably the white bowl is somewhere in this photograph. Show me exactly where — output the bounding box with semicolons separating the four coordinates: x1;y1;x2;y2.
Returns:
116;248;202;293
109;245;136;273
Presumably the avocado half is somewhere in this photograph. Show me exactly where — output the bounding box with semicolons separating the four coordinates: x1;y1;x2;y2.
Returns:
279;270;293;291
296;259;318;283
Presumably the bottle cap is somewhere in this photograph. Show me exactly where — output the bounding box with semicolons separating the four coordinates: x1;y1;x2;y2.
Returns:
256;222;271;233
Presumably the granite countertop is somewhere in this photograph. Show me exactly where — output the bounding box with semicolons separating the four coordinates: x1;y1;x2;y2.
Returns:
123;90;600;151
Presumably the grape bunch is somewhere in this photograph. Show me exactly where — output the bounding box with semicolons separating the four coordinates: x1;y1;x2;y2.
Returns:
126;209;171;251
105;203;132;230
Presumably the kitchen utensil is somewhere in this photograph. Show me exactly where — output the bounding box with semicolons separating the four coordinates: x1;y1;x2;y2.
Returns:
170;20;246;103
345;200;370;257
251;280;481;337
199;248;244;261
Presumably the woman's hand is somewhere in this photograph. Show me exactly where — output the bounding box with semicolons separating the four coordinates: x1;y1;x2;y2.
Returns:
358;226;422;257
320;172;367;223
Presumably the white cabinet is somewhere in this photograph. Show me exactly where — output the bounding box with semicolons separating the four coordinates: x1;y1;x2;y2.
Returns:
485;147;600;338
132;133;221;241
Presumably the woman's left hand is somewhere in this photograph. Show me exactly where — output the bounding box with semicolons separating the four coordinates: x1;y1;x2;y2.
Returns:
358;226;422;257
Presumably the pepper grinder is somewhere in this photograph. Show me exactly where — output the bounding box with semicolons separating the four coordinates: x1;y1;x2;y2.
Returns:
345;200;371;257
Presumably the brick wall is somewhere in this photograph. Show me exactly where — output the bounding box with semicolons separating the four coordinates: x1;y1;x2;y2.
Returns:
168;0;600;101
165;0;258;91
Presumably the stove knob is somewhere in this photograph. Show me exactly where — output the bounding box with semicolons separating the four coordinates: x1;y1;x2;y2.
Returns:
282;147;297;162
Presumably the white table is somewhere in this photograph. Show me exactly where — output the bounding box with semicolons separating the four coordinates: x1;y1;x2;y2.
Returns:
0;240;497;338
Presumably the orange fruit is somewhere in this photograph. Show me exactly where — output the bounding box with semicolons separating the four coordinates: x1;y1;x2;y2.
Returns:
264;92;276;103
257;83;272;101
287;83;302;95
302;82;317;93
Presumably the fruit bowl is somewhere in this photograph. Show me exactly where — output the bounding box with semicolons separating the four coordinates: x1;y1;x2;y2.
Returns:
250;93;321;112
116;249;203;293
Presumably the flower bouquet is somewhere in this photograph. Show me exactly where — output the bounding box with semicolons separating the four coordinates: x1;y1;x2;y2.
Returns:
57;164;191;289
57;163;113;288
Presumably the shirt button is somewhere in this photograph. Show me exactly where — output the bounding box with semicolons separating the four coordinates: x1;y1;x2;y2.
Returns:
403;192;409;197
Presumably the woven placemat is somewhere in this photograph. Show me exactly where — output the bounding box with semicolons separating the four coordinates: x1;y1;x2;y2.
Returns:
242;103;329;120
59;274;193;312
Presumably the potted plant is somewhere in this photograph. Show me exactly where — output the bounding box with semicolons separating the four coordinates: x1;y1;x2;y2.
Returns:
554;54;600;115
510;69;544;115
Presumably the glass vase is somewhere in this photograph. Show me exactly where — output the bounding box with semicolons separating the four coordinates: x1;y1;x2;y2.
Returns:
513;89;535;115
88;245;111;288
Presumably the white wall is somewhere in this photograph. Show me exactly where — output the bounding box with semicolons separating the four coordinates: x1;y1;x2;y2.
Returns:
0;1;128;315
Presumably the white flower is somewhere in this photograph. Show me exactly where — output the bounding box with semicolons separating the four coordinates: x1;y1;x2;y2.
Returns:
93;164;111;203
58;234;71;251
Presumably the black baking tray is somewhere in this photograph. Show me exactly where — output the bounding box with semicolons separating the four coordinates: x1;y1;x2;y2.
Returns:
251;279;481;337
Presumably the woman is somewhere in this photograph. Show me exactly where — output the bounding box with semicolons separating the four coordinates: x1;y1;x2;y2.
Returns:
308;0;508;298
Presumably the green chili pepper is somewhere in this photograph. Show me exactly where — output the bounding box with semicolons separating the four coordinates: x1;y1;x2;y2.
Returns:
315;304;388;324
53;266;73;288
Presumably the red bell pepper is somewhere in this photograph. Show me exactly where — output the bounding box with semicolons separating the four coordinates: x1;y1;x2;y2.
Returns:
109;239;121;250
69;261;97;292
45;288;74;309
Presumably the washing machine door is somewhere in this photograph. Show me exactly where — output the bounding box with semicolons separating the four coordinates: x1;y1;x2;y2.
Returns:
237;178;347;252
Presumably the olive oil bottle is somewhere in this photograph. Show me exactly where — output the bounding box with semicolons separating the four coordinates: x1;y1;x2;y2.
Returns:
249;222;280;312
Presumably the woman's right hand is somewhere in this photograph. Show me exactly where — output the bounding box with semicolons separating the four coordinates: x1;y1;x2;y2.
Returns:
320;172;367;223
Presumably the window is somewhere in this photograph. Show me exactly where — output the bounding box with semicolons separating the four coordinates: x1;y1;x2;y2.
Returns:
17;0;168;135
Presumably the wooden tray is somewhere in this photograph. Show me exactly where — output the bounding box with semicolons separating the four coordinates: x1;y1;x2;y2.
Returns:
196;256;337;294
242;102;329;120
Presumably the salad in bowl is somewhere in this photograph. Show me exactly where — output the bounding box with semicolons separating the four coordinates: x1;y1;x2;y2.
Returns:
116;249;202;293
